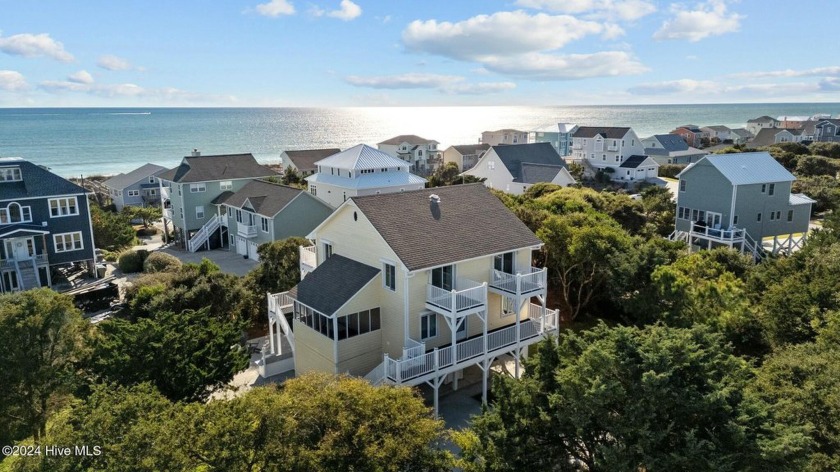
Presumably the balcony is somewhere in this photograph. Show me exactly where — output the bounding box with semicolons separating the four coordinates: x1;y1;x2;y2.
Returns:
489;267;547;297
425;278;487;318
1;253;49;269
237;223;258;238
689;224;745;242
607;145;619;151
572;143;583;150
382;303;558;385
299;245;317;276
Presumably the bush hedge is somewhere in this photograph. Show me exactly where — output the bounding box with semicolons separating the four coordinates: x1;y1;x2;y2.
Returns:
143;252;182;273
118;249;149;273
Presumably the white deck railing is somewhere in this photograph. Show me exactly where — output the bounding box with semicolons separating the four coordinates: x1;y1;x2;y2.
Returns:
299;245;317;273
489;267;546;295
187;214;221;252
220;214;229;227
163;208;173;219
689;224;745;242
426;278;487;315
268;291;295;353
382;304;557;384
237;223;258;238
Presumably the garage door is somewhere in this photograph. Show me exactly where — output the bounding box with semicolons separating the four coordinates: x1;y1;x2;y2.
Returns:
236;237;247;256
248;242;259;262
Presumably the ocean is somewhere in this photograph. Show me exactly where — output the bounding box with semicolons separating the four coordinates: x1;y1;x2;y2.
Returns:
1;104;838;178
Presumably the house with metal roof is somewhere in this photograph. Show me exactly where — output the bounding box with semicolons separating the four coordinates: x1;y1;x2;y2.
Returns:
569;126;657;182
460;142;576;195
0;157;97;293
441;143;490;171
157;150;277;251
673;152;814;258
305;144;426;208
215;180;333;261
102;163;168;211
377;135;441;174
280;148;341;177
642;134;707;165
263;184;558;415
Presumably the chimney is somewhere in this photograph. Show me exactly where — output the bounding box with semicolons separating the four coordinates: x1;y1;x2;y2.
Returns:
191;149;201;157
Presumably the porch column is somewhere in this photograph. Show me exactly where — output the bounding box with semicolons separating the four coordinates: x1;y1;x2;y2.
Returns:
268;318;276;354
514;295;521;378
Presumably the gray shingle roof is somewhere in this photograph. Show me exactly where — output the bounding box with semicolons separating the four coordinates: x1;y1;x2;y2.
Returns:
352;184;541;271
0;157;86;201
730;128;753;138
747;116;776;123
219;180;310;217
651;134;689;152
102;163;167;190
749;128;799;147
685;152;795;185
704;125;731;132
378;135;439;146
288;255;380;315
451;144;490;155
283;149;341;173
520;163;564;184
158;154;276;183
491;142;567;183
572;126;631;139
619;155;649;169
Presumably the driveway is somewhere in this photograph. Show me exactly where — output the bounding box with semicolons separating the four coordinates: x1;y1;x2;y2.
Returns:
161;247;258;276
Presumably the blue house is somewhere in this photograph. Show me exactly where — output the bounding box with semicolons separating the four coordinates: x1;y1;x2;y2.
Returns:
0;158;97;292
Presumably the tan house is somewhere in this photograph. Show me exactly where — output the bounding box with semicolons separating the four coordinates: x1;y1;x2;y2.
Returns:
263;184;558;414
280;148;341;177
441;143;490;171
480;129;528;146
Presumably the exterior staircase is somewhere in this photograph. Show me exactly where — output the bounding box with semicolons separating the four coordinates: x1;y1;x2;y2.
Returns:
15;259;40;290
187;214;220;253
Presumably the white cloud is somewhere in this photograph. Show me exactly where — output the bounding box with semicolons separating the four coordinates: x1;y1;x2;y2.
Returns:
654;0;743;42
97;55;139;71
819;78;840;92
481;51;647;80
255;0;295;17
345;73;516;95
0;33;74;62
515;0;657;21
628;79;825;97
732;66;840;79
0;70;28;91
39;79;236;103
628;79;717;95
328;0;361;21
402;11;605;61
68;70;94;84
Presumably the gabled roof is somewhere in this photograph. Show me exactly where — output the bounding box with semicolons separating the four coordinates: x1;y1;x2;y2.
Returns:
619;155;651;169
730;128;753;138
450;143;490;155
572;126;631;139
315;144;409;171
288;255;380;316
520;163;564;184
218;180;311;218
378;135;439;146
158;153;276;183
747;115;776;123
704;125;731;132
102;163;167;190
283;149;341;172
485;129;526;134
351;185;541;271
0;225;51;239
683;152;795;185
0;157;87;200
649;134;689;152
557;123;578;133
750;128;801;147
674;125;702;133
491;142;568;183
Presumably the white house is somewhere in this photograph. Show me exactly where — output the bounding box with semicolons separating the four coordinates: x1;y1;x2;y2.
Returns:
480;129;528;146
461;142;576;195
377;135;441;174
570;126;658;181
746;116;780;136
305;144;426;208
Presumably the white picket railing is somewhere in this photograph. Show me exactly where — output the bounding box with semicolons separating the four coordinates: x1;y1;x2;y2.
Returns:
237;223;258;238
426;278;487;314
490;267;547;295
163;208;173;219
690;224;745;242
268;291;295;353
381;305;557;384
299;245;317;274
187;214;220;252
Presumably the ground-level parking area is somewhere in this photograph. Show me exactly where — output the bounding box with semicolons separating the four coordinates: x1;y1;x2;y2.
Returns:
161;247;258;276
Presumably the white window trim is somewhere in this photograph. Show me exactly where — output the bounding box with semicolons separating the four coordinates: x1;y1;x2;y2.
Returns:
220;181;233;191
195;206;205;219
190;183;207;193
127;190;140;197
48;197;79;218
382;260;396;292
420;312;438;341
53;232;83;253
261;217;270;233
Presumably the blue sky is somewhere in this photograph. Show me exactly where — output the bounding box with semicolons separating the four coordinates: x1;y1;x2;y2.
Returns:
1;0;839;107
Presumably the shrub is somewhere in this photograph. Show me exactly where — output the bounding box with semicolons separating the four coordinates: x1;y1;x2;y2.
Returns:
118;249;149;273
136;227;159;237
658;164;685;179
143;252;182;273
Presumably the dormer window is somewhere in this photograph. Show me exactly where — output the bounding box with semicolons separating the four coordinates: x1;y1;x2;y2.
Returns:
0;166;22;182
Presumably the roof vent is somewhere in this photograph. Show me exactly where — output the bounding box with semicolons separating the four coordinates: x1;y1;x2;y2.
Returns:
429;194;440;203
191;149;201;157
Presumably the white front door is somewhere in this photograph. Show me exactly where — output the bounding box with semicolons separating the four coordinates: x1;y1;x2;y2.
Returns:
12;237;34;260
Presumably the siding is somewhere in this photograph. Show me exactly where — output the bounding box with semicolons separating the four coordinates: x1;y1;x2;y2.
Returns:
293;323;336;375
675;161;734;232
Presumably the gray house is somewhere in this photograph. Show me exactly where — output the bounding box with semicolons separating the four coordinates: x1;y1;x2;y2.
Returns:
281;149;341;177
674;152;814;258
643;134;707;165
1;157;96;292
219;180;334;261
815;119;840;142
157;151;277;251
102;163;168;211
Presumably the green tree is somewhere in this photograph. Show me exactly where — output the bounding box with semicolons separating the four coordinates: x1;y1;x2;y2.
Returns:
567;162;584;181
240;237;309;324
537;212;633;320
639;184;676;236
122;205;162;228
795;155;840;177
458;324;810;471
89;306;249;402
89;201;136;250
281;167;301;185
0;289;91;443
809;141;840;159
